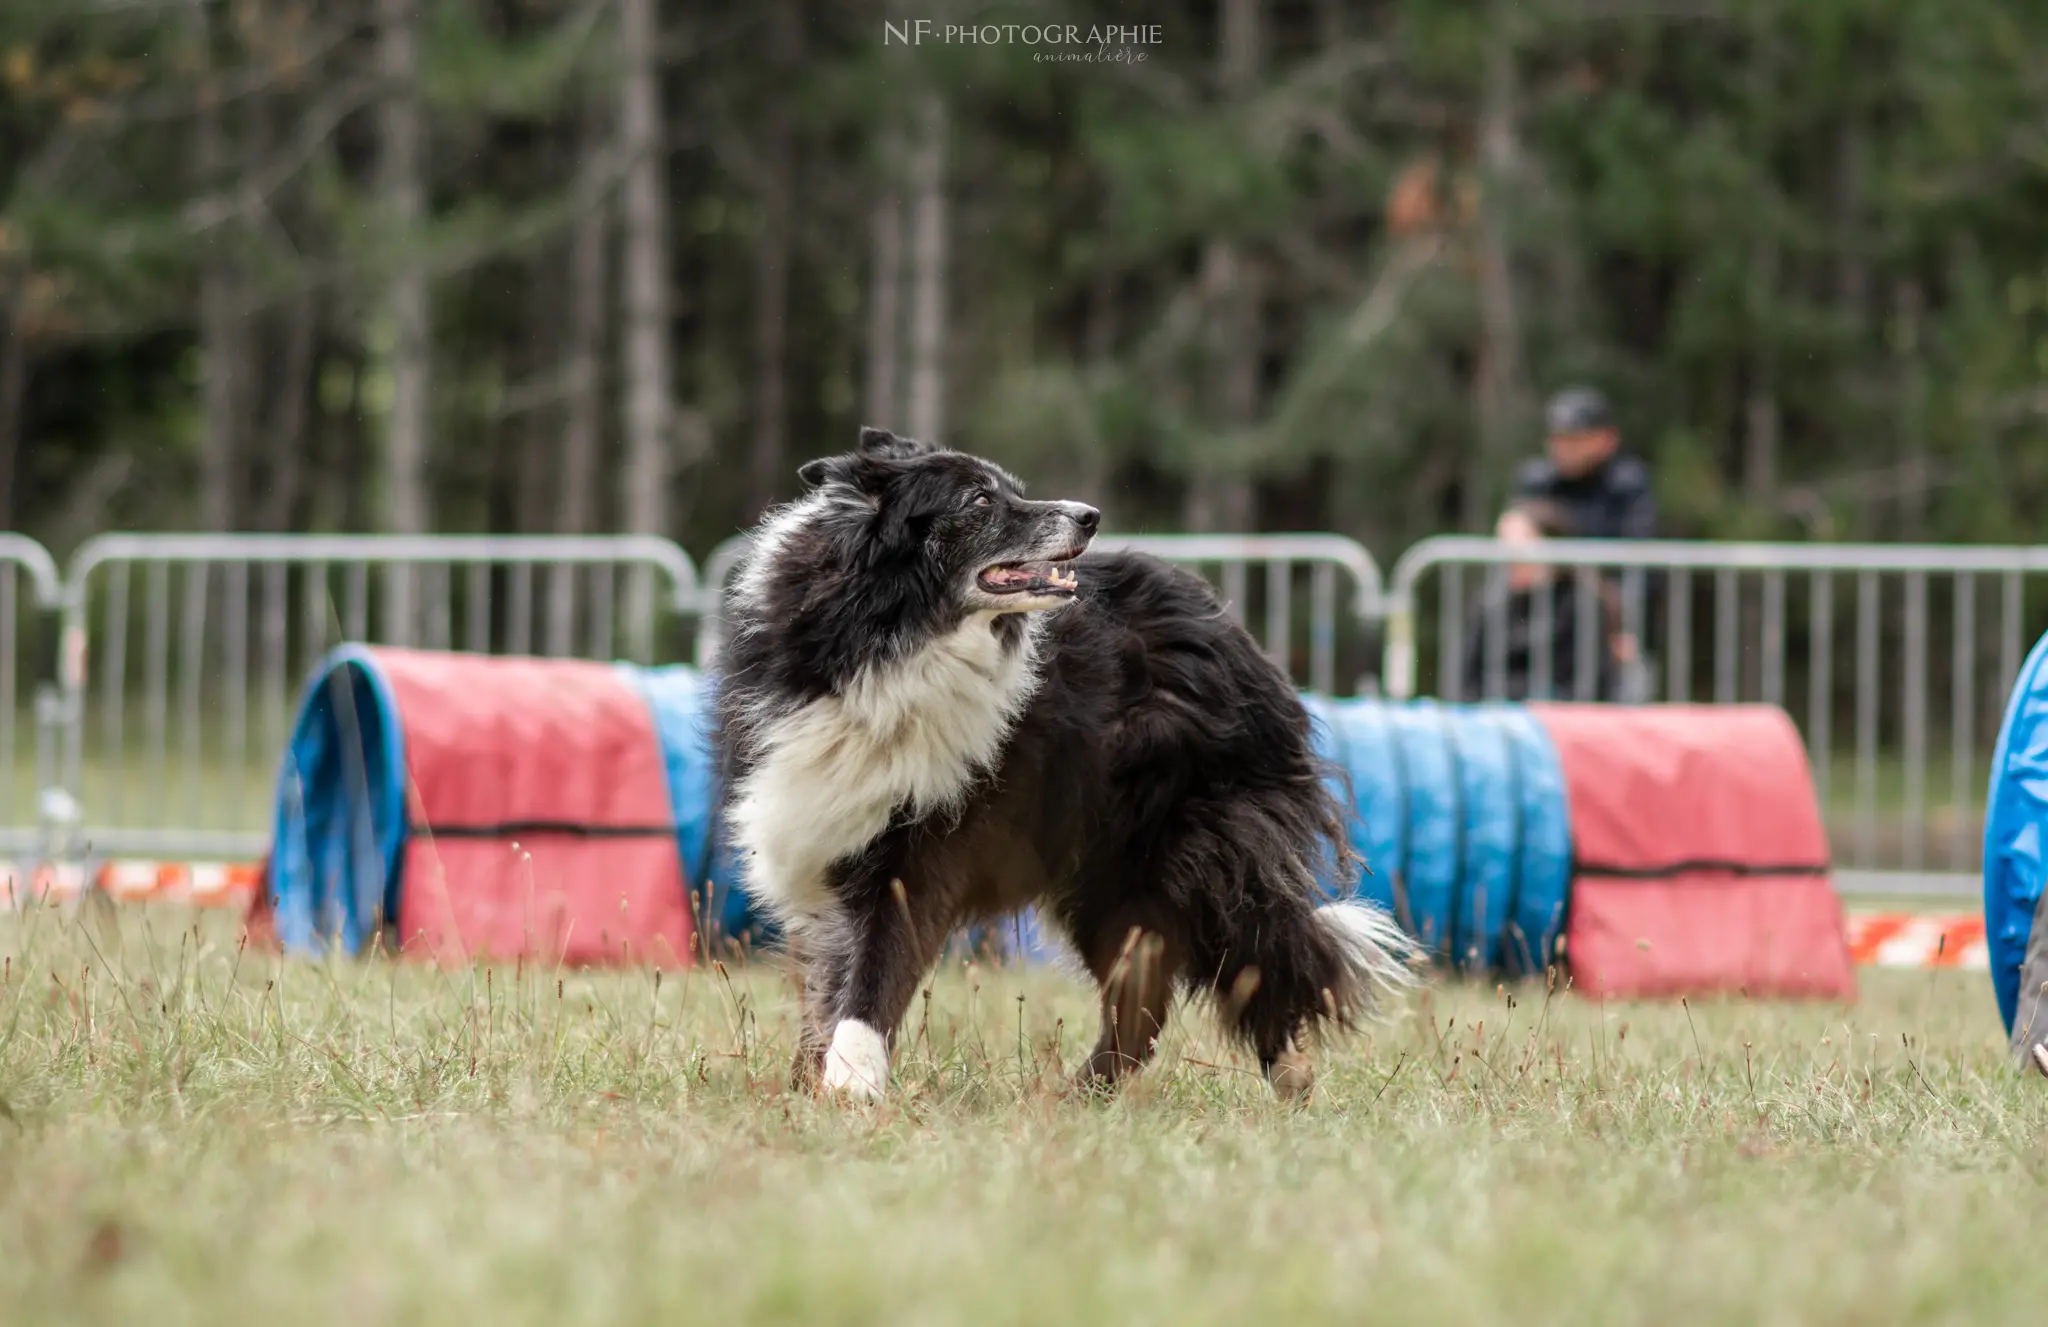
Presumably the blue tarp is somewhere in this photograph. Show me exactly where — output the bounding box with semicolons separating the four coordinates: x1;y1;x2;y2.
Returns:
269;646;409;956
1986;630;2048;1035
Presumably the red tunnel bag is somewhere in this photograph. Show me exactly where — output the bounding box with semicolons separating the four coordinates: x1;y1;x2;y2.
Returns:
1530;703;1855;1001
376;648;693;967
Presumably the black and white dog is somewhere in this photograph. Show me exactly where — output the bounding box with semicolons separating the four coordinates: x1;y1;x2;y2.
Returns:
713;427;1411;1100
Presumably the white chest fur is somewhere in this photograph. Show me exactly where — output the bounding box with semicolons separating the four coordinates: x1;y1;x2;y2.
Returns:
727;613;1042;926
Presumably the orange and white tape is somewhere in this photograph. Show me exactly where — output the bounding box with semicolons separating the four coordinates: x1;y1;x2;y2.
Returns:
98;859;262;905
0;859;260;908
0;872;2002;969
1845;913;1988;969
0;861;90;907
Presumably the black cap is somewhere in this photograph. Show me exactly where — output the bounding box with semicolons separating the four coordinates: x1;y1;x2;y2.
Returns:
1545;386;1613;435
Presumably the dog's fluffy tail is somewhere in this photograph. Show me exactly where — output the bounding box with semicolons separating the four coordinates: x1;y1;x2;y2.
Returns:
1212;891;1416;1063
1313;897;1417;1017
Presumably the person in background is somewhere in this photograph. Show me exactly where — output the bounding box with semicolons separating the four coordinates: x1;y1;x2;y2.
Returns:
1515;386;1657;540
1513;386;1659;693
1459;500;1619;702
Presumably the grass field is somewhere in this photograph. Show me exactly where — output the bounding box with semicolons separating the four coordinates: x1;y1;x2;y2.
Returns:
0;905;2039;1325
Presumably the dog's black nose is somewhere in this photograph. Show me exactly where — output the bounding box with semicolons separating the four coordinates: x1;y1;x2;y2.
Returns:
1071;504;1101;533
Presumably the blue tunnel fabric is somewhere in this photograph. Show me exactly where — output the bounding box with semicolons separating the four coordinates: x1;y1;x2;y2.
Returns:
1449;708;1518;972
268;646;409;956
1384;701;1462;958
619;663;772;948
1985;630;2048;1035
617;663;748;944
1304;696;1403;921
1493;705;1575;974
1304;697;1574;971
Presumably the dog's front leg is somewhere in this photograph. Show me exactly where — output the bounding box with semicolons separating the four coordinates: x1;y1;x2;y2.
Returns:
813;871;952;1101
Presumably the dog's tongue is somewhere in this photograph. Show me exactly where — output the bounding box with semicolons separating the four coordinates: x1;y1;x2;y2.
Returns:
986;565;1038;587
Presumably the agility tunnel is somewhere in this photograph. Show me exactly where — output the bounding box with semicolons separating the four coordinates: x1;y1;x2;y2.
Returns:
1987;628;2048;1040
266;646;700;965
261;648;1854;999
1302;697;1851;998
1532;704;1854;1000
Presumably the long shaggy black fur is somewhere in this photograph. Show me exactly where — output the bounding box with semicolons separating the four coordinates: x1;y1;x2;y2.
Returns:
713;427;1410;1098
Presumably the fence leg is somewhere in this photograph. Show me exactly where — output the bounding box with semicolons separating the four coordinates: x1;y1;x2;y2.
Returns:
33;684;81;864
1384;603;1416;700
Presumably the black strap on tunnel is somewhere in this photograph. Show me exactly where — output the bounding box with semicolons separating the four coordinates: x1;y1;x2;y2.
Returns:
1574;858;1831;880
415;820;678;840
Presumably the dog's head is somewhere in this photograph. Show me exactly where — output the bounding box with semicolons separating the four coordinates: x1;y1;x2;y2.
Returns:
790;427;1100;615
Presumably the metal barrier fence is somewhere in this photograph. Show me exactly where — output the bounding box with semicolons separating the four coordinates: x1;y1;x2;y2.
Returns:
56;534;702;860
0;527;2033;897
0;536;64;856
697;531;1384;695
1384;537;2048;894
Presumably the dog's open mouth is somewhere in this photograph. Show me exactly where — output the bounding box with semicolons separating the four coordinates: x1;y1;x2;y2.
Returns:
977;557;1081;597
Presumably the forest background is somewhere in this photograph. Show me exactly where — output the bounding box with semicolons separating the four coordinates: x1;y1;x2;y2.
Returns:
4;0;2046;562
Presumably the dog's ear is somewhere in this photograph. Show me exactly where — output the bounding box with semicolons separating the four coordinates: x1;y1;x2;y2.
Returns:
797;456;846;490
798;452;894;496
857;426;933;461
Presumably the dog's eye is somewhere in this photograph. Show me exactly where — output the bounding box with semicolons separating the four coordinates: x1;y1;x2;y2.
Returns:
971;492;992;508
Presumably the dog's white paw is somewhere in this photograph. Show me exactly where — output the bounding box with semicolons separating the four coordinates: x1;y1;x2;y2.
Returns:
822;1019;889;1099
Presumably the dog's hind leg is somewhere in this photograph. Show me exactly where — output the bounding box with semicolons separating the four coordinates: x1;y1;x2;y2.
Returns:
1074;910;1186;1091
1207;896;1413;1105
1254;1025;1316;1103
786;928;840;1092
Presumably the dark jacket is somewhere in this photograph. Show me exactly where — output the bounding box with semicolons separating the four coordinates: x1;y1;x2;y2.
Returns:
1459;580;1618;703
1511;453;1657;541
1512;452;1660;657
